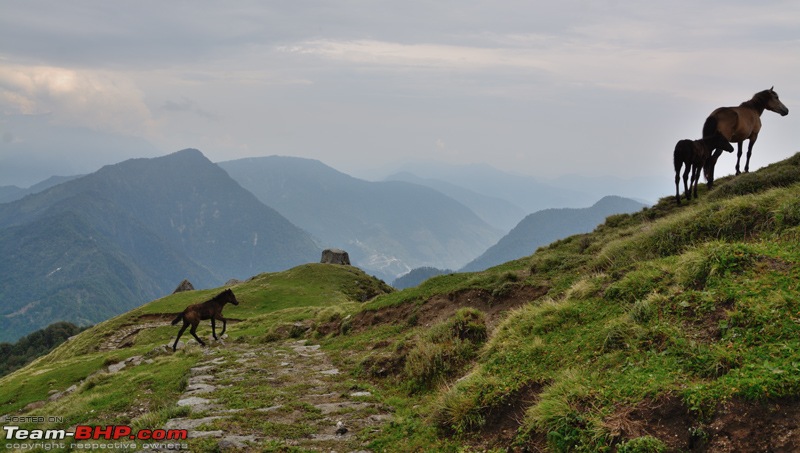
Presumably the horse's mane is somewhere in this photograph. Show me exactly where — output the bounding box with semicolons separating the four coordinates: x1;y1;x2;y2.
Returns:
210;288;234;302
739;89;773;109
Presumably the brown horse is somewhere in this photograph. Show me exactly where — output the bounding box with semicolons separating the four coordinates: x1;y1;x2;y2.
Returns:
703;87;789;186
674;130;734;205
171;288;239;351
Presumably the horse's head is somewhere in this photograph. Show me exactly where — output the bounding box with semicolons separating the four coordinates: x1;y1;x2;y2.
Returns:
709;132;734;154
220;288;240;306
703;146;729;188
765;87;789;116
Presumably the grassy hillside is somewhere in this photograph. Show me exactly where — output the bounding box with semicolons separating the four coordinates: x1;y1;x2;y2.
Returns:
0;264;392;450
3;153;800;452
323;152;800;451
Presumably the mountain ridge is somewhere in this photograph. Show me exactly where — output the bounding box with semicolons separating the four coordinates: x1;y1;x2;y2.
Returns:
0;149;320;342
219;155;503;280
461;195;647;272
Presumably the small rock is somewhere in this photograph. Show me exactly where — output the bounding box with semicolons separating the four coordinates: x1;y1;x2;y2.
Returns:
189;430;224;439
335;421;348;435
24;401;46;411
185;383;216;395
177;396;213;409
164;416;222;430
218;435;257;449
108;362;126;374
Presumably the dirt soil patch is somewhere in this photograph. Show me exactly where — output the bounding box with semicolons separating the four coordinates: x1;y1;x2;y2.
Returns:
605;395;800;452
351;284;549;333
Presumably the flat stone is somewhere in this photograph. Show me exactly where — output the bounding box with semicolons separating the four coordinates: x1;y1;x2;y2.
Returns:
218;435;257;449
320;368;339;375
188;374;215;384
188;430;224;439
164;416;222;430
177;396;213;408
190;366;215;375
257;405;283;413
107;362;127;373
350;391;372;398
368;414;394;423
185;383;216;394
313;401;372;415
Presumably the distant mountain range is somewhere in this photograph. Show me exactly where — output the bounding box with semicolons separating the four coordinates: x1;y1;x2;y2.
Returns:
384;161;599;214
392;266;453;289
0;150;650;342
461;196;646;272
0;175;83;204
219;156;503;280
383;161;658;211
384;171;527;232
0;149;320;342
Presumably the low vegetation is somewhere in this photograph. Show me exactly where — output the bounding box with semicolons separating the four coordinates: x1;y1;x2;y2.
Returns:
2;152;800;451
0;322;85;377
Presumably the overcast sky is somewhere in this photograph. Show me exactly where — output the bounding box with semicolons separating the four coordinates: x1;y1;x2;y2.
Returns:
1;1;798;199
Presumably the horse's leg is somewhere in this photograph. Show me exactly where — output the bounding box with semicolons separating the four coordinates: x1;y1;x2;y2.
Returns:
735;142;744;175
691;165;701;199
219;316;227;337
173;322;189;351
744;135;758;173
211;317;217;340
682;164;692;200
675;165;682;205
189;322;206;346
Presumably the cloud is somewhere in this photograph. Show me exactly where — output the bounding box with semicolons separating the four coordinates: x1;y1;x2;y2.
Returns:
0;65;156;138
160;96;217;120
279;39;555;72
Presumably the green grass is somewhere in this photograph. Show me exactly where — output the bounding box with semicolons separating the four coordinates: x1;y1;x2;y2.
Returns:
4;153;800;451
0;263;392;443
315;153;800;451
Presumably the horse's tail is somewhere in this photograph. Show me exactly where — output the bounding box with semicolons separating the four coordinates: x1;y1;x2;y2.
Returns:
171;313;184;325
673;140;688;173
702;115;718;138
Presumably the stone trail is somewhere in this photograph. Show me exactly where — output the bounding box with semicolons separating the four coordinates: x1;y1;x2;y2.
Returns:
160;339;393;451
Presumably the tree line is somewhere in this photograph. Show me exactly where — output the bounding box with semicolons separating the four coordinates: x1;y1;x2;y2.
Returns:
0;321;86;377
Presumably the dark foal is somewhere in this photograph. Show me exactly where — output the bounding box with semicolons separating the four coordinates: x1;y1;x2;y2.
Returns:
674;132;733;205
171;288;240;351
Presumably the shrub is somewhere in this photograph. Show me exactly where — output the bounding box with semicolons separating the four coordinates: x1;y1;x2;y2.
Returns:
617;436;667;453
403;308;487;392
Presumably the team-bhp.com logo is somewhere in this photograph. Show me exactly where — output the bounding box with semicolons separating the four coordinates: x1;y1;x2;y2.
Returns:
4;425;188;450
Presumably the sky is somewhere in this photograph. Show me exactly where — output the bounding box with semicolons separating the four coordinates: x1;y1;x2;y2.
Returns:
1;1;798;202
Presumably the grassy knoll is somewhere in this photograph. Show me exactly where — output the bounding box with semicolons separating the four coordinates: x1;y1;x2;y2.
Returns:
0;263;392;450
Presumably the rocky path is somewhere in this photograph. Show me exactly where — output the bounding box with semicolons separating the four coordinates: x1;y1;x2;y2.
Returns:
162;339;393;451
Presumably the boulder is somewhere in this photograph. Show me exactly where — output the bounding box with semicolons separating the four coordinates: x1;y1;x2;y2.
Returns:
173;279;195;293
320;248;350;265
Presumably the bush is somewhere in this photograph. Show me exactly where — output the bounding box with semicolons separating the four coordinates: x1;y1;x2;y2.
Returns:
403;308;487;392
617;436;667;453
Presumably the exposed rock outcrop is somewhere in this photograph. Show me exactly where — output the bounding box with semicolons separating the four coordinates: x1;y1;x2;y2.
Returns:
320;248;350;265
173;279;195;293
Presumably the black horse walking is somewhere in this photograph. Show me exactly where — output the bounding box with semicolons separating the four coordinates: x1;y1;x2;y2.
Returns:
171;289;239;351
